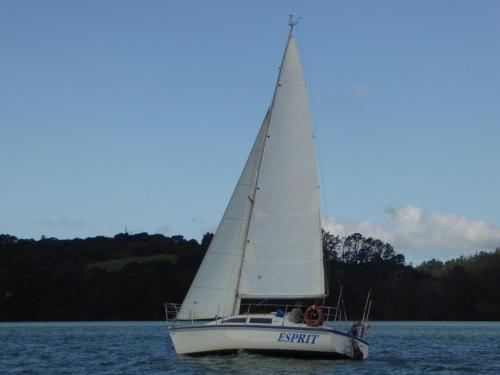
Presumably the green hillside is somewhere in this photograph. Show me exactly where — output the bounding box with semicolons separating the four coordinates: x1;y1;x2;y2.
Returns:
0;232;498;321
88;254;178;272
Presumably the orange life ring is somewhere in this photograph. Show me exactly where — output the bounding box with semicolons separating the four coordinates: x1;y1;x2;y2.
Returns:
304;304;325;327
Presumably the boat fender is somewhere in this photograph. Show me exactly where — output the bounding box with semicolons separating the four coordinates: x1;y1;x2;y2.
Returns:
304;304;325;327
349;321;366;338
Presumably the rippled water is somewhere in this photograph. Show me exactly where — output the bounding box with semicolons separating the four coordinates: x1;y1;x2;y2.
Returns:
1;321;499;374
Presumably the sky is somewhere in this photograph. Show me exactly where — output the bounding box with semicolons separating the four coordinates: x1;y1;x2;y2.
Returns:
1;1;499;264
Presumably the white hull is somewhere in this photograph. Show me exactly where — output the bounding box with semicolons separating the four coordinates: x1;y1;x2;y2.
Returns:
169;323;369;360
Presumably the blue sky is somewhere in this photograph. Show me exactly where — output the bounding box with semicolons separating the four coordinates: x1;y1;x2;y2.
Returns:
1;1;499;263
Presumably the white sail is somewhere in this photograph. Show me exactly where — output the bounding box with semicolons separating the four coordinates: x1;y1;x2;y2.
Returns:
177;112;269;319
238;36;325;299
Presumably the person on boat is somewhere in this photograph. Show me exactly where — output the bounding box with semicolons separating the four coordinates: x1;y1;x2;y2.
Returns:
287;301;304;323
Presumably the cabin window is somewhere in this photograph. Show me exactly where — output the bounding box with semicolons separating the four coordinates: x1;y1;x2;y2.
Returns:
223;317;247;323
249;318;272;324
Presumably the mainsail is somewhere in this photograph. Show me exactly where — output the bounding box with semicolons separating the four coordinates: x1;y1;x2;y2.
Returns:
177;31;325;319
238;36;325;299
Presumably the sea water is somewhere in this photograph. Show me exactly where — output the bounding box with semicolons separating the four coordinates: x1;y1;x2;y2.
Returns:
0;321;499;374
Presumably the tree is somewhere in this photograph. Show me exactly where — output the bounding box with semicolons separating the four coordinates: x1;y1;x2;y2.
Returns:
322;230;341;261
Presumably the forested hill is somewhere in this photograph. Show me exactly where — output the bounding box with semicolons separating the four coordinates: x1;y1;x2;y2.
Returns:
1;232;499;321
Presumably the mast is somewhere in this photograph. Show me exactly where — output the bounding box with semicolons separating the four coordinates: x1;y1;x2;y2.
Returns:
232;19;298;314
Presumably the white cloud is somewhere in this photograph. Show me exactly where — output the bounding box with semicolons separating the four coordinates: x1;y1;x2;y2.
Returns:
345;84;368;98
190;216;217;235
155;225;172;235
324;206;500;263
37;218;86;229
329;84;368;105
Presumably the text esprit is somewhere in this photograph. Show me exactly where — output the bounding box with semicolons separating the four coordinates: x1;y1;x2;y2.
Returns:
277;332;320;344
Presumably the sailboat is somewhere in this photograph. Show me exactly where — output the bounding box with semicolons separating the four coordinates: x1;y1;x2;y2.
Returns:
166;19;370;360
